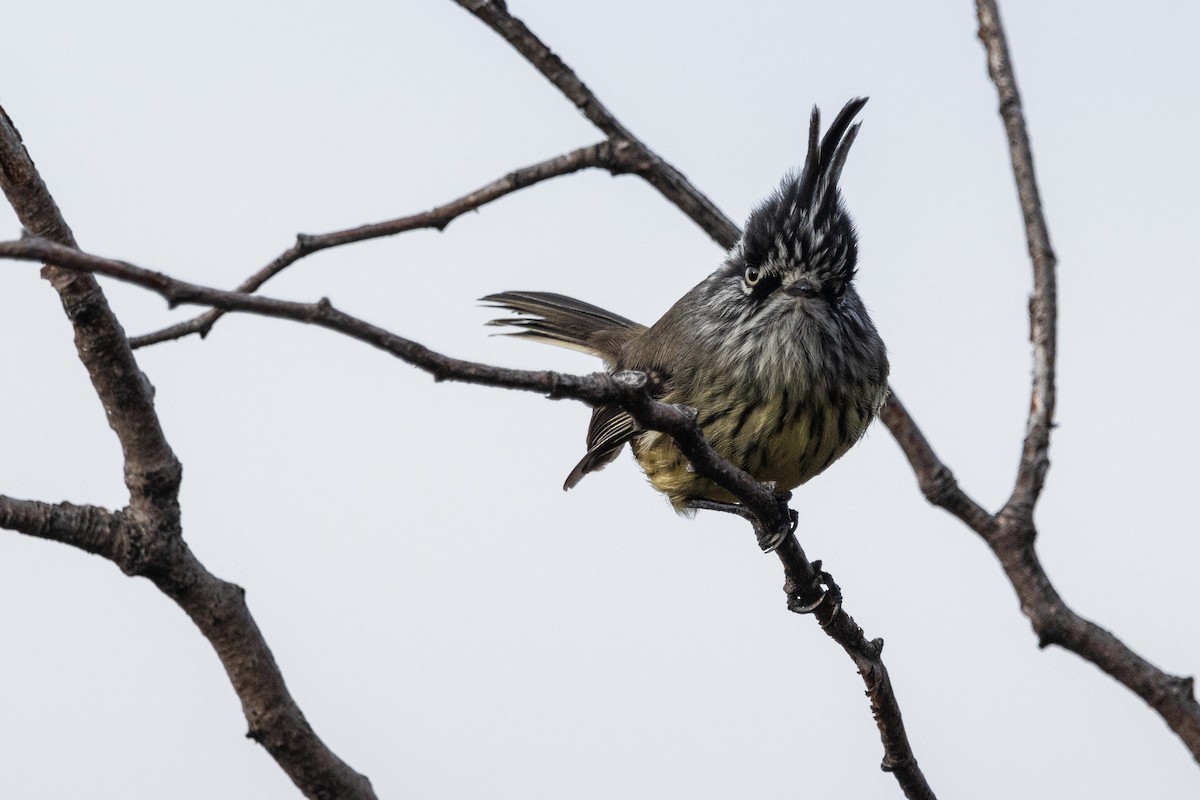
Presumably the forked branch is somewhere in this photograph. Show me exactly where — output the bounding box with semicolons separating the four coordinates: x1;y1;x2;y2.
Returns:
879;0;1200;763
0;106;377;800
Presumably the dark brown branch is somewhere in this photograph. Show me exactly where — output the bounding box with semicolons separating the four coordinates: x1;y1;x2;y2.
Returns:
878;394;996;537
975;0;1058;521
0;493;376;795
882;388;1200;760
989;530;1200;761
0;495;127;562
0;233;933;799
151;542;377;798
0;107;375;800
791;558;928;793
0;106;181;519
453;0;741;250
873;5;1200;754
131;141;628;349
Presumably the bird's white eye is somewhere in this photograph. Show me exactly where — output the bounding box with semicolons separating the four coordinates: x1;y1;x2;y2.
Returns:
744;266;761;286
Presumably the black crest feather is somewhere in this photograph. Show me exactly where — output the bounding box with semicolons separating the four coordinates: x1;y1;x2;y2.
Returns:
738;97;867;284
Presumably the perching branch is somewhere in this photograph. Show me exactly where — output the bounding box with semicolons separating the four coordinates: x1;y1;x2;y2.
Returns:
0;232;935;800
451;0;1200;775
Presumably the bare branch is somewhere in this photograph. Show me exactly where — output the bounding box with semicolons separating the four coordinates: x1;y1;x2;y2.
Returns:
0;233;933;798
875;1;1200;763
880;395;1200;760
0;495;127;562
875;4;1200;757
0;107;375;800
990;534;1200;759
878;394;996;537
131;141;628;349
974;0;1059;521
453;0;741;249
136;1;740;357
155;543;378;799
0;491;377;798
0;106;180;518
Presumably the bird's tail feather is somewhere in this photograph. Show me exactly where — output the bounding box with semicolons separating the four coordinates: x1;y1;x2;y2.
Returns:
482;291;645;364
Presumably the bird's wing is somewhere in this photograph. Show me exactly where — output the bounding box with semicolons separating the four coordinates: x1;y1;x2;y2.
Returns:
562;404;639;490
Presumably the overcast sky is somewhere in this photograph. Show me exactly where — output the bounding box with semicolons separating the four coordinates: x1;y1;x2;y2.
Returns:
2;1;1199;798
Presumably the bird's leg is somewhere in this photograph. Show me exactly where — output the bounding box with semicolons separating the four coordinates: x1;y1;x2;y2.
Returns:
686;487;798;553
685;498;755;522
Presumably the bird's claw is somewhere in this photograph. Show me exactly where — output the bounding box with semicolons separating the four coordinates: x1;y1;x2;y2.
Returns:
788;563;843;622
756;493;797;552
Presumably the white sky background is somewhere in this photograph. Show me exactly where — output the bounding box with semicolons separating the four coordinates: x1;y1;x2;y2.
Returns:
1;1;1198;797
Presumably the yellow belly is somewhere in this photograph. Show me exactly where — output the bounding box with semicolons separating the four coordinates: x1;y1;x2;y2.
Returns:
631;393;866;511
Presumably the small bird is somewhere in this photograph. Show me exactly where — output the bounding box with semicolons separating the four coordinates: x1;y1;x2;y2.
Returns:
484;98;889;514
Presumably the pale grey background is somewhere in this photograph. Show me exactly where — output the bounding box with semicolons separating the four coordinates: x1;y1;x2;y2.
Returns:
1;1;1198;798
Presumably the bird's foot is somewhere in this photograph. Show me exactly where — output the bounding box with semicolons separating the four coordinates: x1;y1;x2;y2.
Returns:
756;489;797;553
787;561;843;621
684;492;796;553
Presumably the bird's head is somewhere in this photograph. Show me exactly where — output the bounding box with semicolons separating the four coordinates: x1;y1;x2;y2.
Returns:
721;97;867;313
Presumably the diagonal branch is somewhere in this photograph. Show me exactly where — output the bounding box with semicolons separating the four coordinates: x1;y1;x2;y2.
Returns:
882;390;1200;761
453;0;741;249
0;233;935;800
131;140;633;348
975;0;1058;522
0;494;377;797
0;106;181;518
877;394;996;537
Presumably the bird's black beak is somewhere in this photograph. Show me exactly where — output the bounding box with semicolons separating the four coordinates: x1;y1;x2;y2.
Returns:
784;279;819;299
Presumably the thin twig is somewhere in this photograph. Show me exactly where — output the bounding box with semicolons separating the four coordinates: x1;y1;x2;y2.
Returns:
453;0;741;249
134;1;741;352
131;141;628;348
975;0;1058;522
